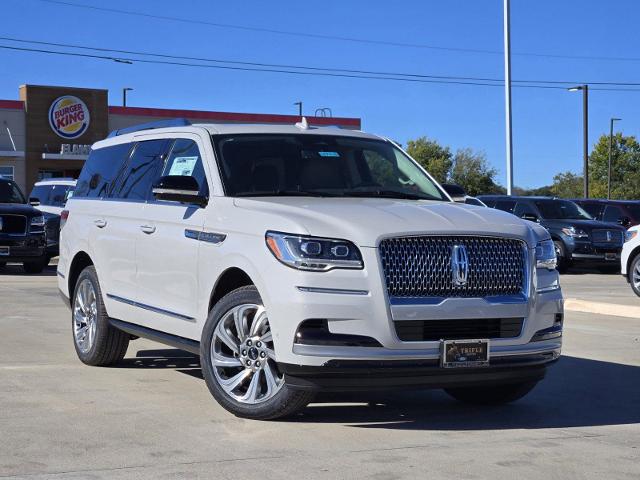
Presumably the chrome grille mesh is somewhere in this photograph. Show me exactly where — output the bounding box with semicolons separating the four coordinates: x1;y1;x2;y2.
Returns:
591;229;623;246
379;236;526;298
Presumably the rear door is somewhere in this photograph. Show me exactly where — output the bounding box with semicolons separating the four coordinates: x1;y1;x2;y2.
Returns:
134;134;211;338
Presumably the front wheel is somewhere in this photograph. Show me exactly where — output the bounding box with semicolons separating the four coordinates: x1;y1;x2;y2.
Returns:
630;254;640;297
553;240;571;273
445;381;538;405
23;257;48;274
201;285;315;420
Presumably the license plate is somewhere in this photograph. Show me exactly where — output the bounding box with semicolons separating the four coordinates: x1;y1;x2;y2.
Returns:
605;252;617;261
442;339;489;368
0;246;8;256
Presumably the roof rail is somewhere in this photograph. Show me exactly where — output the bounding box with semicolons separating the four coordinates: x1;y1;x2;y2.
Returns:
107;118;191;138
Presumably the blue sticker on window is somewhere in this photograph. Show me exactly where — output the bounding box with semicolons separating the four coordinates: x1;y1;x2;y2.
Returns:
318;151;340;157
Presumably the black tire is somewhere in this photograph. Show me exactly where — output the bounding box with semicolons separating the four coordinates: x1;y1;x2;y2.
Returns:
553;240;571;273
23;257;48;274
630;254;640;297
445;381;538;405
201;285;315;420
71;265;129;366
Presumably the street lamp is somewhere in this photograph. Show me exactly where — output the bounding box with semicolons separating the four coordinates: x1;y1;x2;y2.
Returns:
568;85;589;198
123;87;133;107
608;117;622;199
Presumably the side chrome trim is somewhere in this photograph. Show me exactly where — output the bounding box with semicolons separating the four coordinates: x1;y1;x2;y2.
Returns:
106;294;195;322
296;286;369;296
184;229;226;245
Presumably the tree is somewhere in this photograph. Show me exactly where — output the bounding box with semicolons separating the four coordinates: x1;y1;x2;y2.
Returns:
550;171;583;198
405;137;452;183
588;133;640;200
450;148;499;196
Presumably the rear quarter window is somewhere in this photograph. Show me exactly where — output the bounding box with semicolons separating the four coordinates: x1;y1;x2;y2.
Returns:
74;143;134;198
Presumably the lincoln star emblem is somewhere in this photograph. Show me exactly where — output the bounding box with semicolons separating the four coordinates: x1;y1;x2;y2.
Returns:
451;244;469;286
606;231;612;242
0;217;3;231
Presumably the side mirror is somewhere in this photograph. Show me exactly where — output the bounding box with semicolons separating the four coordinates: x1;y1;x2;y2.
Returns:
152;175;206;206
29;197;41;207
619;216;632;228
521;213;539;223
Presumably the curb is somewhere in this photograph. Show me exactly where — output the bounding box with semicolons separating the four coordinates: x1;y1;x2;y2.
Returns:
564;298;640;319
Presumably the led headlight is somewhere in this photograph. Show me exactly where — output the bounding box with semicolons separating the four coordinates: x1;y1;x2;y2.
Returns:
30;215;45;230
625;230;638;242
562;226;588;239
265;231;363;271
536;239;557;270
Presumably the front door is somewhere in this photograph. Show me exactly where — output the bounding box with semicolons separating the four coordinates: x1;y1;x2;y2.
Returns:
134;136;210;339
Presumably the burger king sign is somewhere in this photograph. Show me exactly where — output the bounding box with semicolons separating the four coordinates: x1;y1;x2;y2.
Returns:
48;96;90;139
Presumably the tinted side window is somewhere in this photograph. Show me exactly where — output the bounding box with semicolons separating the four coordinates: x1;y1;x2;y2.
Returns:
111;139;171;201
160;139;209;196
30;185;51;204
75;143;133;198
603;205;623;222
49;185;70;207
580;203;602;219
495;200;516;213
514;202;537;217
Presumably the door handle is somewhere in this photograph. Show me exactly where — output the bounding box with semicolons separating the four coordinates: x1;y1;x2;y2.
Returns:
93;219;107;228
140;224;156;234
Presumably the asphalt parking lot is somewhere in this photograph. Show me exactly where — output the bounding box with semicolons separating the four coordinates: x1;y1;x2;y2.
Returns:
1;264;639;479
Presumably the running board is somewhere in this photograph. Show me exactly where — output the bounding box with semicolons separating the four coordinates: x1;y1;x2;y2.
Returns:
109;318;201;355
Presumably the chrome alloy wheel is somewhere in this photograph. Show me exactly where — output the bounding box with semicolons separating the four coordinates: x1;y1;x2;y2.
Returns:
211;303;284;404
633;261;640;291
73;278;98;353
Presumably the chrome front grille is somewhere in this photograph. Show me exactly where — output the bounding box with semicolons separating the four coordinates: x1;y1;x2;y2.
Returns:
379;236;527;299
591;229;623;246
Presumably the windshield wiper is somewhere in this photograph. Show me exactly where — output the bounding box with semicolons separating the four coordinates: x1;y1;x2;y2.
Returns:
344;189;438;201
234;189;338;198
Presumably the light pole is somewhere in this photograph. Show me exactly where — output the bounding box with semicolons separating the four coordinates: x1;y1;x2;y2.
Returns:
294;101;303;117
608;117;622;199
503;0;514;195
123;87;133;107
568;85;589;198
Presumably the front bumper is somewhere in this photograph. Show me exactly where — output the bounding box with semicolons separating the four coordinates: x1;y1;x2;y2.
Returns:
565;237;621;264
0;233;46;262
280;350;559;391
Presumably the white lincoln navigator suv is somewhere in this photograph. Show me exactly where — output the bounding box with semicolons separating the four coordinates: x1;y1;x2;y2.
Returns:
58;119;563;419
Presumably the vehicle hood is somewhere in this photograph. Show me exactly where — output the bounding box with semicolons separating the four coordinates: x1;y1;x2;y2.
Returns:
542;218;626;232
0;203;41;217
233;197;544;247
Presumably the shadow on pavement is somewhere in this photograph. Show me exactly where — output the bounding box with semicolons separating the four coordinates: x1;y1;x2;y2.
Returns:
125;350;640;429
0;263;57;276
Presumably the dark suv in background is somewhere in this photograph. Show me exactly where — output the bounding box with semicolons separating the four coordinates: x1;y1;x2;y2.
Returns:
0;177;50;273
479;195;625;272
572;199;640;228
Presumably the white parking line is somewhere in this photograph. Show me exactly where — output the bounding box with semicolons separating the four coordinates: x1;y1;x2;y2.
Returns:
565;298;640;319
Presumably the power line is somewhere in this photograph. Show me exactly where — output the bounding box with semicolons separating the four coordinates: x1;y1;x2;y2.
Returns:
1;43;639;92
33;0;640;63
2;36;640;88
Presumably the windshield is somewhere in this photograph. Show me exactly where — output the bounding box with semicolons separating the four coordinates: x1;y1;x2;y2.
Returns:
212;134;448;201
0;180;26;204
535;199;592;220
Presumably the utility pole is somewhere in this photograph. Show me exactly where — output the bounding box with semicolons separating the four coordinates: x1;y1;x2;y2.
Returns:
123;87;133;107
294;101;303;117
503;0;514;195
608;117;622;199
568;85;589;198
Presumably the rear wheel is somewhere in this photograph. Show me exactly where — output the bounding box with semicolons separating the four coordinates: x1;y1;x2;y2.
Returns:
201;285;315;419
445;381;538;405
630;254;640;297
72;265;129;366
23;257;48;274
553;240;570;273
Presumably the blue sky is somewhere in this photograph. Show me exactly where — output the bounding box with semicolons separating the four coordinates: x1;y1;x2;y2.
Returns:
1;0;638;188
